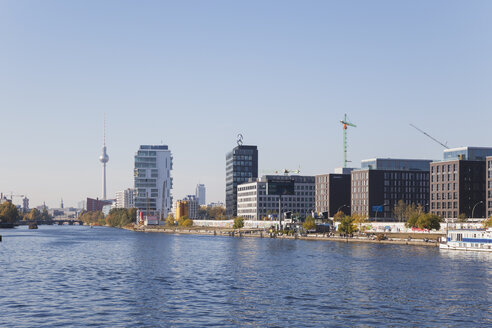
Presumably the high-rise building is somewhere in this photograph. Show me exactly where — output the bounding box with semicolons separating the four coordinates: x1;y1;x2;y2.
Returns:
195;184;206;206
430;160;486;219
115;188;135;209
429;147;492;219
351;158;431;220
134;145;173;223
99;118;109;200
315;170;351;217
22;197;29;213
176;200;189;219
237;175;315;220
487;156;492;217
226;144;258;217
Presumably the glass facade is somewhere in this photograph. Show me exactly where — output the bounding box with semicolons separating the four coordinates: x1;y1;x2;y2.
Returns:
226;145;258;217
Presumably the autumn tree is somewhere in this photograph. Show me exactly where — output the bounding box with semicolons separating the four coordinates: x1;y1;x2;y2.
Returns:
303;216;316;231
0;201;20;224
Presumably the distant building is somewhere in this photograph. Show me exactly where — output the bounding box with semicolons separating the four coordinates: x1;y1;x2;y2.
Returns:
176;200;189;219
86;197;113;212
115;188;135;209
226;144;258;217
487;156;492;217
315;171;351;217
207;201;225;208
176;195;199;219
195;184;206;206
134;145;173;224
351;158;431;220
237;175;315;220
22;197;29;213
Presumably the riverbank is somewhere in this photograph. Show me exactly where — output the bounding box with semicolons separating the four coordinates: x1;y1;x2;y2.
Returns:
126;225;441;247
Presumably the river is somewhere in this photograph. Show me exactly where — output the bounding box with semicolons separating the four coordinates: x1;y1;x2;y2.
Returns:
0;225;491;327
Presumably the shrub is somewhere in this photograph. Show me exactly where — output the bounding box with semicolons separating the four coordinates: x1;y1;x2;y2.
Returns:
233;217;244;229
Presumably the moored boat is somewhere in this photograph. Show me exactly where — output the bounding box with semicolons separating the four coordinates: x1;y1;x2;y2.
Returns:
439;228;492;252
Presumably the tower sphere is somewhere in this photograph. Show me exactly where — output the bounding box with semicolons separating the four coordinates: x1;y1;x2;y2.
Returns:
100;146;109;163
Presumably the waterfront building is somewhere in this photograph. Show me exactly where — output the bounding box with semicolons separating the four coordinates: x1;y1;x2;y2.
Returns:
176;195;199;219
134;145;173;223
443;146;492;161
115;188;135;209
86;197;113;212
176;200;189;219
195;184;206;206
351;158;431;220
487;156;492;217
237;175;315;220
315;168;352;217
430;159;486;219
226;143;258;217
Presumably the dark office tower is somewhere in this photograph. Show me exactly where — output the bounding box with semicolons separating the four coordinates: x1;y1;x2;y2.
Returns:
226;144;258;217
315;170;352;218
487;156;492;217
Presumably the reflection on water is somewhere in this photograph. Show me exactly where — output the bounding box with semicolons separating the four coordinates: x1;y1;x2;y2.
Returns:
0;225;491;327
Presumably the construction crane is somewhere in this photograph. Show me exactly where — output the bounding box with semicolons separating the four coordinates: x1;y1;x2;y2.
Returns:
340;114;357;168
9;193;24;201
409;123;449;149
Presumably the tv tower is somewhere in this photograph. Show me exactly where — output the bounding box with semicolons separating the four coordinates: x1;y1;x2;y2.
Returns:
99;116;109;200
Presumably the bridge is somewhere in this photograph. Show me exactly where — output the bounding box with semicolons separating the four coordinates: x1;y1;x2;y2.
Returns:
17;219;84;226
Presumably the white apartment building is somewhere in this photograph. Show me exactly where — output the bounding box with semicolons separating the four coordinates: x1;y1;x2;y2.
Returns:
115;188;135;209
134;145;173;224
237;175;315;220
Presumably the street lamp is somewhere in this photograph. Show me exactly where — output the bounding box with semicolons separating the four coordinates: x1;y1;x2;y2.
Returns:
337;204;350;214
471;201;484;219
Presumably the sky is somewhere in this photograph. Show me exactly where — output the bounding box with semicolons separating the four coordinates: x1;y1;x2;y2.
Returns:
1;0;492;208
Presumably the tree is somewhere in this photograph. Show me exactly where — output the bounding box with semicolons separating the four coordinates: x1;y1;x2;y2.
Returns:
233;217;244;229
457;213;467;223
27;208;41;221
483;217;492;228
178;215;189;227
352;213;368;232
406;213;441;230
0;201;20;224
303;216;316;231
338;215;356;235
182;219;193;227
333;210;345;223
41;208;51;221
165;213;175;226
393;200;407;222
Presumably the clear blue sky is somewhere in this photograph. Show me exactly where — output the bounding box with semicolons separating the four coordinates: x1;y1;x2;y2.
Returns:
1;1;491;208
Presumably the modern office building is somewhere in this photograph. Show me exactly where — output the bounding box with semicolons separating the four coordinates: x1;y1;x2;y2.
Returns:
351;158;431;220
237;175;315;220
443;146;492;161
430;160;486;219
487;156;492;217
315;171;351;217
115;188;135;209
226;144;258;217
429;147;492;219
134;145;173;224
195;184;206;206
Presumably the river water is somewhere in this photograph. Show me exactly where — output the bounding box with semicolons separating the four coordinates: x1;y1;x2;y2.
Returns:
0;225;490;327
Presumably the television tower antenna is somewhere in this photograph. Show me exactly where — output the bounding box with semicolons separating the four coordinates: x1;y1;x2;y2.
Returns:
99;114;109;200
340;114;357;168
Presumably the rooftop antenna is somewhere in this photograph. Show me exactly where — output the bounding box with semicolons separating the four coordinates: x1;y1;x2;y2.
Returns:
409;123;449;149
237;133;243;146
340;114;357;168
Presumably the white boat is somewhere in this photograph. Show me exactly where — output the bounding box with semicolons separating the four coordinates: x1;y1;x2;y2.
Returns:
439;228;492;252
